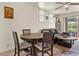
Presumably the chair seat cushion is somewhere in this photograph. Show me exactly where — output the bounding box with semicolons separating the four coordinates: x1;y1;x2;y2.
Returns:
20;41;31;49
34;43;51;51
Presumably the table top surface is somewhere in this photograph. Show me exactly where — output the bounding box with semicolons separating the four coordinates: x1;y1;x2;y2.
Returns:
20;33;43;40
55;34;77;40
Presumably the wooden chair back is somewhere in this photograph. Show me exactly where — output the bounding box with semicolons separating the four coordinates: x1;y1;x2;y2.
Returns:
12;30;20;56
41;29;50;33
43;32;53;44
42;32;53;56
23;29;31;35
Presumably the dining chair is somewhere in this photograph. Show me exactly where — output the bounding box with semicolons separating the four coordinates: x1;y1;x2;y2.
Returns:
39;29;50;43
41;29;50;33
23;29;31;35
12;30;31;56
34;32;53;56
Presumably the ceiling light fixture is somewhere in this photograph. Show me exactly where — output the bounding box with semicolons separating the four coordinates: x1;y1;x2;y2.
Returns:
64;4;69;8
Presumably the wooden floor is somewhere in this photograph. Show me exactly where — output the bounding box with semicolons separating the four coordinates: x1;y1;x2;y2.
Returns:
0;44;70;56
54;44;70;52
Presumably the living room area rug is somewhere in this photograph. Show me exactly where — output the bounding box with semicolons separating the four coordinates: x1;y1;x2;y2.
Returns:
53;47;63;56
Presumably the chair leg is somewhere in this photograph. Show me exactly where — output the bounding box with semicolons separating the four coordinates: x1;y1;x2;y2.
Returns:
34;47;37;56
42;53;43;56
51;50;53;56
42;47;44;56
14;48;16;56
51;45;53;56
42;51;44;56
18;49;20;56
14;51;16;56
31;47;32;55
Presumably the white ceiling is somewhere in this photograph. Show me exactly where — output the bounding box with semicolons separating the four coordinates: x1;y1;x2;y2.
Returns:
38;2;79;15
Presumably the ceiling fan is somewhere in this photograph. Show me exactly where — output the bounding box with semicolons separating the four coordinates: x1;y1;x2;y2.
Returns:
55;2;79;11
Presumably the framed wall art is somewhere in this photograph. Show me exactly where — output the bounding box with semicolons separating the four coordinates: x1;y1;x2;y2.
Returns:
4;6;14;19
55;17;61;32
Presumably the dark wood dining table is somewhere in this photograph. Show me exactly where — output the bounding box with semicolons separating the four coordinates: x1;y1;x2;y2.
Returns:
20;33;43;56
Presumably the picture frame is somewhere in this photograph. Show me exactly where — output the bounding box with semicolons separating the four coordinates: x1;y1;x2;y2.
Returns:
55;17;61;32
4;6;14;19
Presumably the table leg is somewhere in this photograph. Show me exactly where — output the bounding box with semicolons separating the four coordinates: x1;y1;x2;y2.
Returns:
31;40;37;56
31;40;34;56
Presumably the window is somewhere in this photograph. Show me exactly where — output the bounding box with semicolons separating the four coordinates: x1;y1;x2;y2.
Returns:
39;9;45;22
39;2;45;22
49;14;53;23
38;2;53;23
65;17;77;32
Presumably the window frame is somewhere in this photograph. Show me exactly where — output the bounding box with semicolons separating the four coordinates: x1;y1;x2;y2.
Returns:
65;17;77;32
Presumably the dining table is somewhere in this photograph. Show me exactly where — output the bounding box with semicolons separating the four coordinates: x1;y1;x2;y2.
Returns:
20;33;43;56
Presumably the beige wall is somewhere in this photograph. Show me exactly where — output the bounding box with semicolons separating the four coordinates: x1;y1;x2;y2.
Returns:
0;2;55;53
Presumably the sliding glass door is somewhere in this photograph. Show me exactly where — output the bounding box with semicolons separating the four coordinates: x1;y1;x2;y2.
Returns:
65;17;77;36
